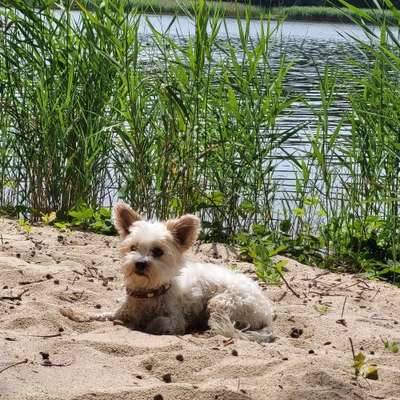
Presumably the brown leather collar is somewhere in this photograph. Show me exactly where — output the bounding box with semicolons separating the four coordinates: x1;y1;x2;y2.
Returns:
126;283;171;299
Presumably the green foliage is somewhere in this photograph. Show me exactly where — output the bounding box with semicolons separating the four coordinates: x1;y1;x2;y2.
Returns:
273;6;397;23
352;351;379;380
382;338;399;353
18;218;32;234
68;205;115;234
353;351;366;376
237;224;289;284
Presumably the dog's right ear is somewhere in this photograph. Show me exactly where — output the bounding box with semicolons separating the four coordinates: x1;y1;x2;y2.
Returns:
113;202;141;238
166;214;200;251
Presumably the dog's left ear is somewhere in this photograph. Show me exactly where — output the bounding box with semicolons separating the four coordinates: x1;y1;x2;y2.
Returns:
166;214;200;251
113;201;141;238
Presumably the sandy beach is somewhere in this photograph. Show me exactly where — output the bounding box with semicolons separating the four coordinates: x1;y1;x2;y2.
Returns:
1;217;399;400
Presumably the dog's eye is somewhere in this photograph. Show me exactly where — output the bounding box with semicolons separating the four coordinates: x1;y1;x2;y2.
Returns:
130;245;137;252
152;247;164;258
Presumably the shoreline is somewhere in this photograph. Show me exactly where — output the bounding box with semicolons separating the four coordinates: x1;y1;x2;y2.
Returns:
2;1;395;24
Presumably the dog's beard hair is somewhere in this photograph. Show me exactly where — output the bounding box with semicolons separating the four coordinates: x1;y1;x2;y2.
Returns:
122;248;182;290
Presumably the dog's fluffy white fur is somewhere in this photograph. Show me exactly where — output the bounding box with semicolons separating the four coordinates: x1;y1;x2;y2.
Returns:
61;202;274;343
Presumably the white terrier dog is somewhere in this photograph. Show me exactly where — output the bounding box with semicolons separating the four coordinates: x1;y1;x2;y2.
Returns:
61;202;274;342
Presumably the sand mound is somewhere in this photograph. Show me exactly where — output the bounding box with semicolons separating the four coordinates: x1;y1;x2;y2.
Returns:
1;217;399;400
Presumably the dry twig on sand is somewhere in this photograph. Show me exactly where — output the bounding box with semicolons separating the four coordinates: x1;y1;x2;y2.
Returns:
0;288;29;301
0;358;28;374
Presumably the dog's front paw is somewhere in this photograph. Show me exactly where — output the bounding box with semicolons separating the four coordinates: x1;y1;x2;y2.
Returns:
146;317;178;335
59;307;91;322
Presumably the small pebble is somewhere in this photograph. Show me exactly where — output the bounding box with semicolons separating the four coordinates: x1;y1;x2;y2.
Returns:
144;364;153;371
40;352;50;360
308;349;315;354
46;274;53;280
290;327;303;338
231;349;238;356
162;373;172;383
95;304;102;309
153;395;163;400
176;354;184;362
58;327;64;333
282;357;288;361
323;341;331;346
3;285;8;289
53;279;60;285
16;253;21;258
135;375;142;379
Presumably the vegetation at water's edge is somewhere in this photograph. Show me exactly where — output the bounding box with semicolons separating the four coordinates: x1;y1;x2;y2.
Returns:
1;0;400;285
273;6;398;23
1;0;266;18
2;0;398;23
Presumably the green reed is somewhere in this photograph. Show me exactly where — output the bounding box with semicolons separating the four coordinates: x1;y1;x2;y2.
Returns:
283;0;400;282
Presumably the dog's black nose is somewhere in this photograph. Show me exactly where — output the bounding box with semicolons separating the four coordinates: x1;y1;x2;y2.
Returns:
135;261;148;275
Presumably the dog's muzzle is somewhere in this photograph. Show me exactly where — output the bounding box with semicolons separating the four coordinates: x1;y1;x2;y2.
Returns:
135;261;148;275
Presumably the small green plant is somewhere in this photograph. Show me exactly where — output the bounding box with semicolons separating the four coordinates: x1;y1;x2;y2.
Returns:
352;350;379;380
381;338;399;354
237;224;288;284
41;212;57;225
67;205;115;234
350;338;379;380
313;304;330;315
18;218;32;234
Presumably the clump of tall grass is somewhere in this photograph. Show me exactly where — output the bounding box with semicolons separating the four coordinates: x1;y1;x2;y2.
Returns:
1;0;120;216
0;0;300;237
278;0;400;283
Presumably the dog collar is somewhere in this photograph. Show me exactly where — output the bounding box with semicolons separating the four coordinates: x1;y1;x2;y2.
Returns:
126;283;171;299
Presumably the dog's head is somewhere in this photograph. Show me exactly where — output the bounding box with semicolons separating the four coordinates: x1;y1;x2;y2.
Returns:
113;202;200;290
